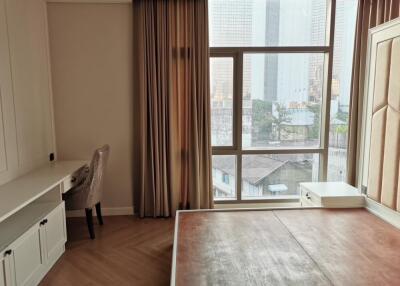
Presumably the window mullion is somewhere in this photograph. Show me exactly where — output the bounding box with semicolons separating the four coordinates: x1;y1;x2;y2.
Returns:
235;52;243;202
320;0;336;181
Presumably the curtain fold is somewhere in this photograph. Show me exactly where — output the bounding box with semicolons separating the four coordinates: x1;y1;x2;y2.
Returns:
347;0;400;185
133;0;213;217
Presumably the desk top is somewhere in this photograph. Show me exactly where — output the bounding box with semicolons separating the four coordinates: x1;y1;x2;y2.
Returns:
0;160;87;223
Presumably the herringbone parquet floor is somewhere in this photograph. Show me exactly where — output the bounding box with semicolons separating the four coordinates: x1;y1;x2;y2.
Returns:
40;215;175;286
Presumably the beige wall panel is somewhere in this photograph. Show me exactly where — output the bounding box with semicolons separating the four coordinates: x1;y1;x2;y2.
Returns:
0;0;9;174
397;161;400;211
381;107;400;209
47;3;134;209
5;0;54;171
372;40;392;112
388;37;400;111
367;106;387;202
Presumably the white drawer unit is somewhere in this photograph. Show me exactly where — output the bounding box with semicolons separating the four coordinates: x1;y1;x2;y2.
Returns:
300;182;365;208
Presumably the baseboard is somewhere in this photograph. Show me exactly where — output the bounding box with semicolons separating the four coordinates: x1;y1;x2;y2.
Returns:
365;197;400;229
66;206;134;217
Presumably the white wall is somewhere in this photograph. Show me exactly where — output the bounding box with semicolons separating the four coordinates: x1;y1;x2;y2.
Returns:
47;3;135;212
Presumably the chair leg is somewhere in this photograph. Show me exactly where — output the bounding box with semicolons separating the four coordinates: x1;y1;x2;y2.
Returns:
85;208;95;239
95;202;104;225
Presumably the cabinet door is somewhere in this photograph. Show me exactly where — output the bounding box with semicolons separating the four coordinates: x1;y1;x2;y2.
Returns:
0;258;4;286
43;203;66;262
11;225;44;286
0;253;13;286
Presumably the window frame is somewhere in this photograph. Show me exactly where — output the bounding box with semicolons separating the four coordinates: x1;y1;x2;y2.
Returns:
210;0;336;204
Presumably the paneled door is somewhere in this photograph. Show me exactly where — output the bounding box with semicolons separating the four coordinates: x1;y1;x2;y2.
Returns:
0;0;18;184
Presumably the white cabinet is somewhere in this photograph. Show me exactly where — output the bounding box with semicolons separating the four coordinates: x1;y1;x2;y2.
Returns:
0;162;85;286
0;203;66;286
300;182;365;208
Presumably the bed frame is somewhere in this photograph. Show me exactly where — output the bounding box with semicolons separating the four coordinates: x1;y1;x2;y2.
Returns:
171;18;400;286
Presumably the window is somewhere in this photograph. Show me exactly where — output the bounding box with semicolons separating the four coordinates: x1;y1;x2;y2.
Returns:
212;155;236;199
210;0;358;202
242;53;324;149
210;57;234;146
209;0;327;47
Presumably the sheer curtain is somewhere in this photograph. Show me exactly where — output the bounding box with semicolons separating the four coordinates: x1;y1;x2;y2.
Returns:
347;0;400;185
133;0;213;217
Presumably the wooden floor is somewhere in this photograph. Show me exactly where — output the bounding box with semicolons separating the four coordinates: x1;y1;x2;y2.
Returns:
175;209;400;286
40;216;174;286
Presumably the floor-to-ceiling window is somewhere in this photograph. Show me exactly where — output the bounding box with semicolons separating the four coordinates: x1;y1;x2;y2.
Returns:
209;0;358;203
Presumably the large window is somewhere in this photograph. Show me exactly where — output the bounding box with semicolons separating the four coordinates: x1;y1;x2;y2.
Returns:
210;0;358;202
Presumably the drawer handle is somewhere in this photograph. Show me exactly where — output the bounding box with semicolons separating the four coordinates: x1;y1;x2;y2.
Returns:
306;192;311;200
40;219;48;226
4;249;12;256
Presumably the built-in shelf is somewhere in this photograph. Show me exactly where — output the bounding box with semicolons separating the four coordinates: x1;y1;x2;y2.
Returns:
0;202;60;252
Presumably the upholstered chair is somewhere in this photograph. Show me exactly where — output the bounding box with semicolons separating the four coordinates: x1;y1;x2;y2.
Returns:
63;145;110;239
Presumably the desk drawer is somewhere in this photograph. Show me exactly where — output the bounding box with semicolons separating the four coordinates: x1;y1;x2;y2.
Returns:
300;187;320;207
62;175;76;193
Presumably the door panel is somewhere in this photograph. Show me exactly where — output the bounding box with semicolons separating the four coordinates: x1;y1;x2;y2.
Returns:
0;254;13;286
44;204;66;261
0;256;5;286
0;0;18;184
12;225;43;286
5;0;54;172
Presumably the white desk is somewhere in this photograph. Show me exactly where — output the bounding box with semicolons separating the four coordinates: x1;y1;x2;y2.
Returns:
0;160;87;224
0;160;87;286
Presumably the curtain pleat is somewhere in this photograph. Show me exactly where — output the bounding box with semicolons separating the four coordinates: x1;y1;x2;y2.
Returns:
134;0;213;217
347;0;399;185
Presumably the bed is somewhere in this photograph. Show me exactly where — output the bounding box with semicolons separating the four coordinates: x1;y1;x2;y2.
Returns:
171;208;400;285
171;18;400;286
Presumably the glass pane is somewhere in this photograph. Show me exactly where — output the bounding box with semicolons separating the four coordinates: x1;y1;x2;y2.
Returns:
210;57;234;146
328;0;358;181
209;0;328;47
212;155;236;200
241;153;319;199
242;53;324;149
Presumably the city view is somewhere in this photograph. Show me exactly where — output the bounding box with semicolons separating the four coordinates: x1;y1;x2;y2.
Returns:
209;0;358;199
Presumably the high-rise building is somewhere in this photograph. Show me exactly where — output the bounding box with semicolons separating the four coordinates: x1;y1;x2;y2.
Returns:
263;0;280;102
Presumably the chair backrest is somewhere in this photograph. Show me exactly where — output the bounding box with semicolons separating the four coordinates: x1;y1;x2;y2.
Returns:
85;145;110;208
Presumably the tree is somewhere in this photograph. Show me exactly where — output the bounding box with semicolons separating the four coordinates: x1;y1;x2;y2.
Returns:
252;99;273;140
272;103;290;141
307;103;320;140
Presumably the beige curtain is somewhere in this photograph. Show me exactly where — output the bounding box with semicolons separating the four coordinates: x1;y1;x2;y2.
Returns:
347;0;400;185
133;0;213;217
